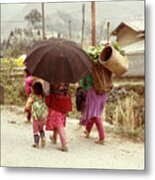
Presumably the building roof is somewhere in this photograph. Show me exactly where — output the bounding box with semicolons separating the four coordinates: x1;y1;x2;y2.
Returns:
111;20;144;35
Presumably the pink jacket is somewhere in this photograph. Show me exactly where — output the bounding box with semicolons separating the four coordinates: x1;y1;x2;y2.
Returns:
25;75;33;95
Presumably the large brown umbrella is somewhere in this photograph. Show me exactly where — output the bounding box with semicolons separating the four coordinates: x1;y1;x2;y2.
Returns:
24;38;92;84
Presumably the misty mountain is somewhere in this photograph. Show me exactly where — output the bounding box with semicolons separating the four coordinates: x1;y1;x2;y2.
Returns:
1;1;144;41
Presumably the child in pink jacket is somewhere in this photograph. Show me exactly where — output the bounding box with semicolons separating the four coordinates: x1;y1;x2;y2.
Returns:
24;68;33;123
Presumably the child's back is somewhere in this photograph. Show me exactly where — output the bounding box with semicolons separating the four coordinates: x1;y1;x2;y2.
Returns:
25;82;47;148
31;94;47;121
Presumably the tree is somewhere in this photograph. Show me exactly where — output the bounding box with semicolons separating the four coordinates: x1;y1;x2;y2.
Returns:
25;9;42;30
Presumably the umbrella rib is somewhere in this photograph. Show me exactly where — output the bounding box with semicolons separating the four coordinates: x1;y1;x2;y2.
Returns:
32;45;58;76
63;51;76;82
25;44;53;73
27;43;50;59
64;47;91;82
70;46;92;73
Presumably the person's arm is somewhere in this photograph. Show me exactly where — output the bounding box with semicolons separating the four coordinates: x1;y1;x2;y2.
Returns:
45;95;52;108
25;96;33;111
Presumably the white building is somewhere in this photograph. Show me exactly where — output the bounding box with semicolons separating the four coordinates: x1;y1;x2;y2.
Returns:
111;20;145;77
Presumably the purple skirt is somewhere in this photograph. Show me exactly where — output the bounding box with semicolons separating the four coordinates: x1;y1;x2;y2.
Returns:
80;88;107;125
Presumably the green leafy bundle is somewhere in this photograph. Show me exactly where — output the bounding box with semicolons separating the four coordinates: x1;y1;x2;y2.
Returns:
85;42;126;63
86;44;105;63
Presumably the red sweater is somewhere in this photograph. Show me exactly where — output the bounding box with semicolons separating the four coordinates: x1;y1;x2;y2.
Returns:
45;93;72;113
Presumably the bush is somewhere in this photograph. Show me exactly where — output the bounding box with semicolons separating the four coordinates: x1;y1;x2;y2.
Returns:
1;60;27;106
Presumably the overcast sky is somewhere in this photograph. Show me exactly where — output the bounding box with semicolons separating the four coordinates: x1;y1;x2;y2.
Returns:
1;0;144;40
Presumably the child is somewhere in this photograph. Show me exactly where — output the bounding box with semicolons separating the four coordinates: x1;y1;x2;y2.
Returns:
45;83;72;152
24;68;33;123
25;82;47;148
24;68;33;96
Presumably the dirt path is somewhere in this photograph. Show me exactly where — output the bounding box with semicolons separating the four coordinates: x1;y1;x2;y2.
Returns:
1;106;144;170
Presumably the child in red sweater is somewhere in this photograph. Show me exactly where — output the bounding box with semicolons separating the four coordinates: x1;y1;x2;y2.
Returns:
45;83;72;152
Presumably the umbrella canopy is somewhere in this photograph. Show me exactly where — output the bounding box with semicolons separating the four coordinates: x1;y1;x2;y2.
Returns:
24;38;92;84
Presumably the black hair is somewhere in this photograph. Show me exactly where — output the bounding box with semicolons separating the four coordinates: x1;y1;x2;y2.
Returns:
75;87;86;112
49;84;69;95
24;68;31;76
32;82;44;96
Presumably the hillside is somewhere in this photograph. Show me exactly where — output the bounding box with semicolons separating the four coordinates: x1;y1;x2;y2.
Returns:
1;1;144;41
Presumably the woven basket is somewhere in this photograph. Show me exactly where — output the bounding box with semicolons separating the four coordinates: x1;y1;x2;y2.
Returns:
99;45;128;76
91;63;113;94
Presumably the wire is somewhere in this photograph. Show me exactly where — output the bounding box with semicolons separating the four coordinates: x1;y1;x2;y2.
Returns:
1;21;27;23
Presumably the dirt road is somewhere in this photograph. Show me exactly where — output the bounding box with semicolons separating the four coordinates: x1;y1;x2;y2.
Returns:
1;106;144;170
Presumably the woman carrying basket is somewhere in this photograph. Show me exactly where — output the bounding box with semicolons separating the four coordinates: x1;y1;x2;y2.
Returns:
79;74;107;145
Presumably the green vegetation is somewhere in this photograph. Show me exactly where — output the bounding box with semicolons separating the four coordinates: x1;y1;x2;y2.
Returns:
0;58;27;106
85;41;126;64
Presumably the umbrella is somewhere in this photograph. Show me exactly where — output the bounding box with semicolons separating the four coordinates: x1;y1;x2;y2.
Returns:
24;38;92;84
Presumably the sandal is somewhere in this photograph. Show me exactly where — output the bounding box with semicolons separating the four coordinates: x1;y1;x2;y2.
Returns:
57;146;68;152
41;138;46;147
95;139;105;145
49;135;57;144
32;144;39;148
83;130;90;138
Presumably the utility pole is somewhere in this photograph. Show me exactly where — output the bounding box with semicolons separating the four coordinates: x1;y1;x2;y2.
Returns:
106;21;110;44
81;3;85;48
68;20;72;40
91;1;96;46
41;3;46;40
